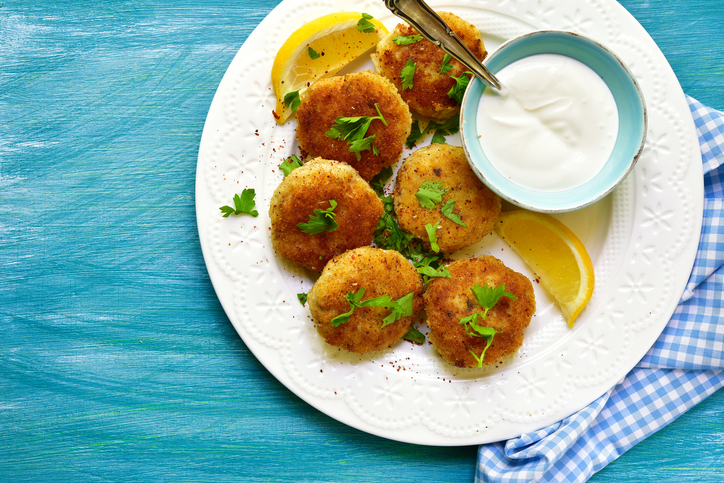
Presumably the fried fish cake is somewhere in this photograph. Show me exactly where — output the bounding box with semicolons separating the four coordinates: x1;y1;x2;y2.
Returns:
372;11;487;120
424;256;536;368
393;143;501;254
269;158;384;272
307;246;424;354
296;71;411;182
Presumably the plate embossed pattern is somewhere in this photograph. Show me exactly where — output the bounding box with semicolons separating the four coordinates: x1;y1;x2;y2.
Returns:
195;0;702;445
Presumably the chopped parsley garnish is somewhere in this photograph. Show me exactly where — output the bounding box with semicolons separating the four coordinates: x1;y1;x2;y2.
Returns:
307;46;321;59
393;34;424;45
425;222;441;253
441;199;466;227
439;53;453;74
297;200;339;235
401;58;415;90
448;71;473;103
404;115;460;149
331;288;414;328
410;251;451;283
297;292;308;306
284;90;301;112
403;327;426;344
357;13;376;33
279;154;303;177
325;103;388;160
374;194;416;254
405;120;425;149
219;188;259;218
470;283;517;319
415;180;449;209
460;283;517;367
370;165;393;197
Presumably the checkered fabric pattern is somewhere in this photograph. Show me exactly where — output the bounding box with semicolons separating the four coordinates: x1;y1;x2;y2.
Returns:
475;96;724;483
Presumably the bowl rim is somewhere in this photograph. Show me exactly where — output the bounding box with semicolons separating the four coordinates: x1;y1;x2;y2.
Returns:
460;29;648;213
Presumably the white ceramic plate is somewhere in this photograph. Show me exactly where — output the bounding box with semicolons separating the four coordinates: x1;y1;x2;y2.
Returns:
195;0;702;445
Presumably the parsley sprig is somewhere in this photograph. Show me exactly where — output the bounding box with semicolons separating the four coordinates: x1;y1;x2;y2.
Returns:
415;180;449;209
460;283;517;367
284;90;301;113
331;288;414;328
401;58;415;90
425;222;441;253
219;188;259;218
441;199;467;227
448;71;473;103
307;46;321;59
439;53;453;74
279;154;303;177
373;192;449;287
325;103;388;160
405;115;460;149
297;200;339;235
357;13;377;33
393;34;423;45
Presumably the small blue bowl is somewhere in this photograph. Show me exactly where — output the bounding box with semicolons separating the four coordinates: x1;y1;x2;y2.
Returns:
460;30;647;212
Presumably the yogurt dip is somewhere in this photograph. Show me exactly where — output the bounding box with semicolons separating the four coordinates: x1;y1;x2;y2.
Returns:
476;54;619;192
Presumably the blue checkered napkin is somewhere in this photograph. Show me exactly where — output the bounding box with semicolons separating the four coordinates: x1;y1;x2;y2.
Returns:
475;96;724;483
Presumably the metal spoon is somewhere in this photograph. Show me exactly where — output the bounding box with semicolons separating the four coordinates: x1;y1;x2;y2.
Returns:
384;0;502;91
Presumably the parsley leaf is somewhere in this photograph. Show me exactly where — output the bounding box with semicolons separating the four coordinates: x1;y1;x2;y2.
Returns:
325;103;388;160
471;283;517;319
439;53;453;74
401;58;415;90
219;188;259;218
348;134;378;157
402;327;426;344
308;46;321;59
441;199;467;227
428;115;460;145
425;222;441;253
448;71;473;103
357;13;376;33
374;195;416;254
460;283;517;367
393;34;424;45
297;200;339;235
297;292;308;306
331;288;414;328
405;116;460;148
466;327;501;368
430;130;448;144
458;283;515;368
279;154;303;177
370;165;393;197
415;180;449;209
405;120;425;149
410;251;451;284
284;90;301;112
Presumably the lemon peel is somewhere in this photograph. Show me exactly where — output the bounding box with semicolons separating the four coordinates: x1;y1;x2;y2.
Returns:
494;210;595;327
271;12;388;124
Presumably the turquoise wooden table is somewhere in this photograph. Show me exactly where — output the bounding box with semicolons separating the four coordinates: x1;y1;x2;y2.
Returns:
2;0;722;481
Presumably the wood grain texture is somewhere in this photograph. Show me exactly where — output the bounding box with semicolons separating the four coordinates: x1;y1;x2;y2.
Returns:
0;0;721;482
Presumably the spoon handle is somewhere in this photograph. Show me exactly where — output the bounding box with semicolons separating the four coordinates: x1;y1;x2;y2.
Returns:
384;0;501;90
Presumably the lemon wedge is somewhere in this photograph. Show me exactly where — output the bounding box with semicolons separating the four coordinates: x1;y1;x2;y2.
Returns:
494;210;595;327
271;12;388;124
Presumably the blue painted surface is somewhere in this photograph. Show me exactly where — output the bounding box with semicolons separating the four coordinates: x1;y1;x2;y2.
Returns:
1;1;721;481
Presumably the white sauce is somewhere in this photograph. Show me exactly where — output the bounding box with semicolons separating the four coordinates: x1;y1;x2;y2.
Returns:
476;54;619;192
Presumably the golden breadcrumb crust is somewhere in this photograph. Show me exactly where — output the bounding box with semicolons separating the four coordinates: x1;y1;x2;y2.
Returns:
393;143;501;254
308;246;424;354
296;71;411;181
424;256;536;368
372;11;487;120
269;158;383;272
